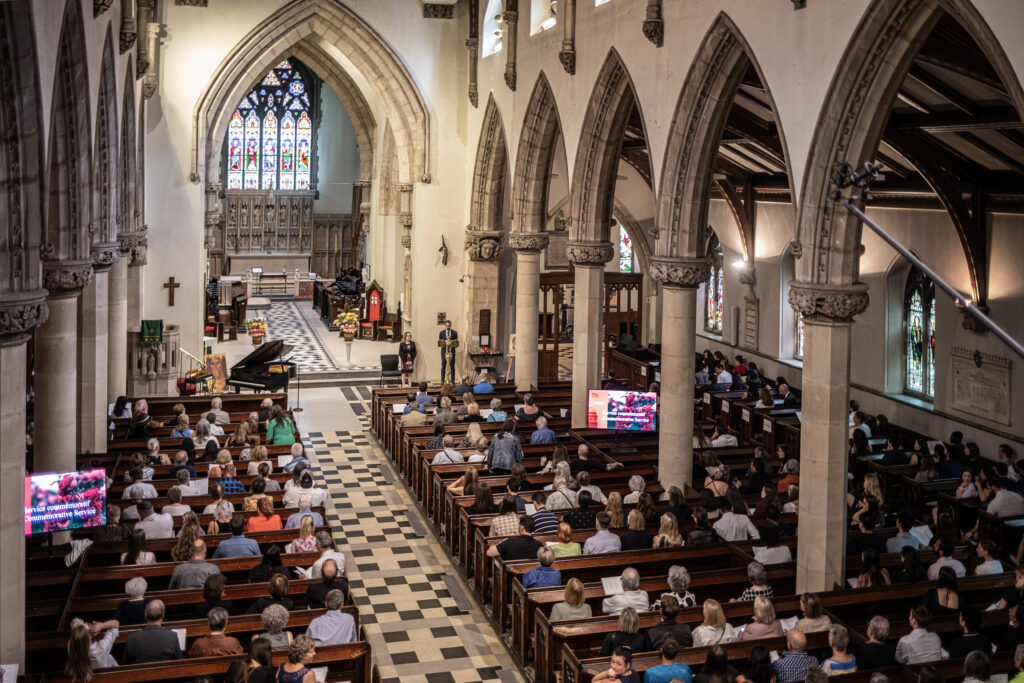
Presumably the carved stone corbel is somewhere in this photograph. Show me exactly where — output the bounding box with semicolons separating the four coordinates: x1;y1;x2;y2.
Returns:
422;1;455;18
465;229;504;262
649;257;708;288
509;232;550;253
787;282;869;323
91;243;121;271
43;260;94;298
466;38;480;107
566;241;615;267
642;0;664;47
503;8;518;91
94;0;114;17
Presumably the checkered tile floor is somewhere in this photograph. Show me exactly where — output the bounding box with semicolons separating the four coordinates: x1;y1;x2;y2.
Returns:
266;300;338;372
303;389;522;683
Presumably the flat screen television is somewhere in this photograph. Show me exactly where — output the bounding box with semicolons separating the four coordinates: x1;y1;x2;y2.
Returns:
587;390;658;432
24;468;107;537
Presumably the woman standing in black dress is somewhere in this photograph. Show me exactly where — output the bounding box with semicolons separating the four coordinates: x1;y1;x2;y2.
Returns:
399;331;417;387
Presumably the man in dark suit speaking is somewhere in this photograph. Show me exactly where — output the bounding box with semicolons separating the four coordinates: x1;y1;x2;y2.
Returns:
438;320;458;383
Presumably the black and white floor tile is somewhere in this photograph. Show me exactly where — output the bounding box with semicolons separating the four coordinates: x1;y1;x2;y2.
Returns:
302;387;522;683
266;300;338;372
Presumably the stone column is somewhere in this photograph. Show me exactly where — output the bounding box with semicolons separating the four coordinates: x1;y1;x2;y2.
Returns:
36;261;93;474
789;282;869;592
510;232;549;391
78;247;117;453
559;0;576;74
122;229;147;330
463;228;504;377
398;184;414;327
503;6;518;91
108;253;129;401
651;258;706;491
0;293;47;669
567;241;615;428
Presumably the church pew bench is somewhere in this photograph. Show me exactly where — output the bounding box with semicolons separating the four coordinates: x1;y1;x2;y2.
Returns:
976;509;1024;561
118;449;299;480
491;544;745;632
36;638;375;683
526;566;799;676
379;390;522;457
69;552;322;596
936;490;982;536
24;607;359;673
448;480;665;562
82;526;331;565
104;428;300;454
699;389;749;423
897;474;960;521
120;393;288;416
109;410;281;438
109;470;293;497
864;458;920;500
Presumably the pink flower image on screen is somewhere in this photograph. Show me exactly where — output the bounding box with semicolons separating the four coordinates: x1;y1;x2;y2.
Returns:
25;467;107;536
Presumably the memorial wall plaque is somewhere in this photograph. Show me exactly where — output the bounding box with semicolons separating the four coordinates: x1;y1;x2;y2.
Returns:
950;346;1012;425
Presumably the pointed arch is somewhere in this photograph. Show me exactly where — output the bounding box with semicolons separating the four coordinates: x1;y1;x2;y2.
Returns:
44;0;93;266
93;25;119;250
192;0;426;185
511;71;565;233
119;57;136;239
0;0;47;303
569;48;649;245
796;0;1024;288
655;12;794;261
468;95;509;233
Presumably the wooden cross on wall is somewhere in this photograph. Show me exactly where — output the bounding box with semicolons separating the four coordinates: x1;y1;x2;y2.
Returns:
163;277;181;306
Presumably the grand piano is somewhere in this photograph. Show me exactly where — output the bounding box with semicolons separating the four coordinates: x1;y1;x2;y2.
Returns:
227;339;297;395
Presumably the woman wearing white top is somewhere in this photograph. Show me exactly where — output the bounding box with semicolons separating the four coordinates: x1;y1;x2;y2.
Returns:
623;475;645;505
691;599;737;647
975;540;1004;575
467;436;488;463
577;471;607;503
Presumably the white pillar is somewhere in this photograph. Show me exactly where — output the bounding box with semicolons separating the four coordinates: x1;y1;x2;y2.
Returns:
657;285;697;489
0;290;45;670
78;266;110;453
510;233;548;391
571;265;604;428
108;256;128;401
128;261;143;330
790;284;868;592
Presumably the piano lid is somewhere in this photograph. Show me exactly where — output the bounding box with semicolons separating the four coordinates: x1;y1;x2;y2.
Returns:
231;339;296;369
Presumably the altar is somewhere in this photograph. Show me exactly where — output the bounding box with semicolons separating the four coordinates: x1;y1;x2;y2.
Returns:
227;253;311;275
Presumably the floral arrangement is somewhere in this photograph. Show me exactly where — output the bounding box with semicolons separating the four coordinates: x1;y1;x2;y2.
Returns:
246;317;268;336
334;311;360;336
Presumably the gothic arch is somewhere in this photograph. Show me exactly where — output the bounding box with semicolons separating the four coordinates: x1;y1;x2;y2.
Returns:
569;48;650;248
511;71;565;233
655;12;794;262
795;0;1024;289
0;0;47;318
468;95;509;233
191;0;426;185
93;26;119;251
44;0;93;272
118;58;136;239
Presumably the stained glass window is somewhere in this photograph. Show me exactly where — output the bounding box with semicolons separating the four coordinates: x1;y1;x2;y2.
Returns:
904;267;936;398
618;224;633;273
704;237;723;334
225;58;314;191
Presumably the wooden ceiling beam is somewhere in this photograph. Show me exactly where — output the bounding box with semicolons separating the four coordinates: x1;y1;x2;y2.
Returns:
723;105;784;161
889;104;1021;133
713;177;756;262
957;131;1024;175
906;65;977;116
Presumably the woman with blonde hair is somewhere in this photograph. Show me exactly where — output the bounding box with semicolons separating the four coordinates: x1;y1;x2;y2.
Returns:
549;522;582;558
247;444;271;475
208;449;233;478
447;466;480;497
653;512;683;548
177;510;206;538
172;413;191;439
292;514;318;553
457;391;476;416
735;596;784;641
621;509;654;550
467;437;489;463
208;499;235;535
277;634;315;683
463;401;485;423
550;577;592;620
460;421;485;448
599;607;644;655
691;599;737;646
604;492;625;529
229;421;259;448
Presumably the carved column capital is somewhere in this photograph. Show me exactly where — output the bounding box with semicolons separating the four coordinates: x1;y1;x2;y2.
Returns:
422;2;456;18
397;183;414;194
92;242;121;271
649;257;708;288
119;230;149;266
94;0;114;17
43;260;94;298
566;241;615;267
509;232;550;253
0;290;49;344
119;19;137;53
787;282;869;323
206;181;223;195
642;19;664;47
465;229;503;262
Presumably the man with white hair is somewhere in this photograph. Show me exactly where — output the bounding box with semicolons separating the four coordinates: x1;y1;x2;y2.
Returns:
431;434;465;464
257;397;275;421
851;615;896;669
171;468;199;498
285;493;325;528
309;531;346;577
530;416;557;444
306;590;357;645
208;397;230;426
601;567;649;614
282;442;310;473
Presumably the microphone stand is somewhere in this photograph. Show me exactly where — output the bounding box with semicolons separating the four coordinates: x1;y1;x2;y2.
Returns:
290;355;303;412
